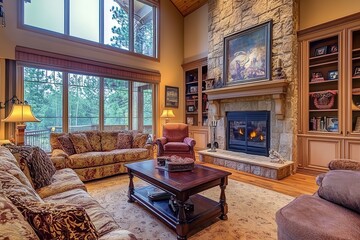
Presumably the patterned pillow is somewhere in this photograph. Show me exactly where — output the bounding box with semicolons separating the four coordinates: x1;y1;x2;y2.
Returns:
100;132;119;151
84;131;102;151
57;135;76;155
8;197;98;240
117;133;133;149
49;132;66;151
133;133;148;148
26;147;56;189
0;195;39;240
69;133;92;154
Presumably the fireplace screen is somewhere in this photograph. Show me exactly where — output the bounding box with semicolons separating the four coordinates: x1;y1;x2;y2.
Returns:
227;111;270;156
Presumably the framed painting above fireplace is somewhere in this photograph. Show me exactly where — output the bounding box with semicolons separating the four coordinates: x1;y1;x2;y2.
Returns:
223;20;272;85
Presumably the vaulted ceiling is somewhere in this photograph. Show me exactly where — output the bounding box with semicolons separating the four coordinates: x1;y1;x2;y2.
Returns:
170;0;208;16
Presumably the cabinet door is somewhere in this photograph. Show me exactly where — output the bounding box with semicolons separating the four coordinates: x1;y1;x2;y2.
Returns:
305;137;342;170
345;140;360;161
189;128;208;151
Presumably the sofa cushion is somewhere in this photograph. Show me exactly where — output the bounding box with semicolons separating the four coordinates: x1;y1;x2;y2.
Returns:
111;148;150;161
0;170;43;203
328;159;360;170
70;133;92;154
50;132;66;151
276;195;360;240
0;195;39;240
9;196;98;240
0;155;34;189
85;131;102;151
74;163;127;182
164;142;190;152
36;168;87;199
2;145;35;187
44;188;119;237
68;152;106;169
57;135;76;155
0;146;21;167
26;147;57;189
117;133;133;149
318;170;360;214
132;133;148;148
100;132;119;151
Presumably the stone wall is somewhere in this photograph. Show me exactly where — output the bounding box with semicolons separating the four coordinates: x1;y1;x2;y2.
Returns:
207;0;299;163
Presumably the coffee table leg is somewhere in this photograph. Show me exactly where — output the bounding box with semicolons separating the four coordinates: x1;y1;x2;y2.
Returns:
219;177;228;220
176;199;189;240
127;171;135;203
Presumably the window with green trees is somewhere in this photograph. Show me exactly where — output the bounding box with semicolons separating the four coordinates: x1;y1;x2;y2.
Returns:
22;0;158;58
23;66;154;152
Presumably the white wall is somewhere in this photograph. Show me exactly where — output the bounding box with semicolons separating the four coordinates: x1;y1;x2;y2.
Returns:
184;4;208;63
0;0;184;138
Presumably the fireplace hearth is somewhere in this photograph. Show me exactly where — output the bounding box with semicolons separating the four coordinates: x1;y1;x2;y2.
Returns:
227;111;270;156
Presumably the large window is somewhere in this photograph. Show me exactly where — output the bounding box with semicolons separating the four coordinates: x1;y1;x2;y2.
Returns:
22;0;158;58
23;66;155;151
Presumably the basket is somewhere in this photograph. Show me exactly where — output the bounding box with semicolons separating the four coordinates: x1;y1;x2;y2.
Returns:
311;90;337;109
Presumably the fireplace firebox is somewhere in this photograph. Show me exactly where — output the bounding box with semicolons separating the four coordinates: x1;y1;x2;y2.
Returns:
226;111;270;156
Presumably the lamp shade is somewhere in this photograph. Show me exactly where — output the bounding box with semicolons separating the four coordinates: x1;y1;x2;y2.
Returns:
2;104;40;123
160;109;175;118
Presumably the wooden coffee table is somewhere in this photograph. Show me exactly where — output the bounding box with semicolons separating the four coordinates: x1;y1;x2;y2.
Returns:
125;160;231;240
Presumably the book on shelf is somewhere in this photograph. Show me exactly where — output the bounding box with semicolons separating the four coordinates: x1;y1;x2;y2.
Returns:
310;116;338;132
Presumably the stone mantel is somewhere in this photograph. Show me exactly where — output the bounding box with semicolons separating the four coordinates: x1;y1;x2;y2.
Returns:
204;79;289;119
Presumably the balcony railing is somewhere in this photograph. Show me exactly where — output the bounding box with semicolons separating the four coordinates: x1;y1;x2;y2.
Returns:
25;124;153;152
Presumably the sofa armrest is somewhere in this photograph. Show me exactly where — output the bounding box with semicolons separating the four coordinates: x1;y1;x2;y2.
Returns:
51;149;68;170
184;137;196;148
328;159;360;171
144;144;154;159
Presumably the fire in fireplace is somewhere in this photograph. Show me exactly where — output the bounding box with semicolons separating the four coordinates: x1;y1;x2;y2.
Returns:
226;111;270;156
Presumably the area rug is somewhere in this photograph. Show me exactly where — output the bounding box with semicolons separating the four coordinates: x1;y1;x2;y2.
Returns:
86;175;294;240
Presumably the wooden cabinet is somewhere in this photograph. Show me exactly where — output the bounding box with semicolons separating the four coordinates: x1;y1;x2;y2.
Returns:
298;14;360;173
182;58;209;151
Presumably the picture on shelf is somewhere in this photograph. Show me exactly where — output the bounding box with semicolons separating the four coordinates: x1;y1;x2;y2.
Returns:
311;72;324;82
186;117;194;126
314;46;327;56
326;117;338;132
329;44;338;53
354;66;360;76
189;86;198;93
328;70;338;80
187;105;196;112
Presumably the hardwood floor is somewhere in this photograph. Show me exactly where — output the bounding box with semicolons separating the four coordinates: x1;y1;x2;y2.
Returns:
199;162;318;197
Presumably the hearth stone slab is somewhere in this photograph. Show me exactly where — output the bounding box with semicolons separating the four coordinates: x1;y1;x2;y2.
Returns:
198;149;293;180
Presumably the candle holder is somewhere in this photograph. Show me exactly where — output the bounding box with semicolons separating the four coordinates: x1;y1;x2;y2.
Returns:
274;59;286;80
208;119;217;152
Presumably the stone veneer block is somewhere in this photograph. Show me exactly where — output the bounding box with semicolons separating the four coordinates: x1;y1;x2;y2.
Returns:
198;149;293;180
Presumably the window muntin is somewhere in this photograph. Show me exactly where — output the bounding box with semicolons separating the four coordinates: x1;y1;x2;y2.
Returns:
70;0;99;42
24;0;64;34
24;67;63;152
22;0;158;58
132;82;153;134
104;78;129;130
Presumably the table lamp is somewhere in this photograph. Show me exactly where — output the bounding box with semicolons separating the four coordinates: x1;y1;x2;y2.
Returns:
2;103;40;145
160;109;175;124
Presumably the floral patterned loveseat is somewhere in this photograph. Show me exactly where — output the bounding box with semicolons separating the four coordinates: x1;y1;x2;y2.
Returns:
0;146;136;240
50;130;153;181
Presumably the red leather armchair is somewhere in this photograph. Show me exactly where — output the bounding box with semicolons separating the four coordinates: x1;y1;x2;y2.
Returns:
155;123;196;159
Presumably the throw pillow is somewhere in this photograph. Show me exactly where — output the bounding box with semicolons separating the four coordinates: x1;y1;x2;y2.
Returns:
117;133;133;149
69;133;92;154
49;132;66;151
57;135;76;155
133;133;148;148
100;132;119;151
8;196;98;240
328;159;360;170
85;131;102;151
318;170;360;214
26;147;56;189
1;145;34;188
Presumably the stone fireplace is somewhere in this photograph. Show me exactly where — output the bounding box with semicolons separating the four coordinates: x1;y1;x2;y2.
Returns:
206;0;299;164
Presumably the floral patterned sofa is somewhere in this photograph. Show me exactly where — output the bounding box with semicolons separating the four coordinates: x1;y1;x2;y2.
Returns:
0;146;136;240
50;130;153;181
